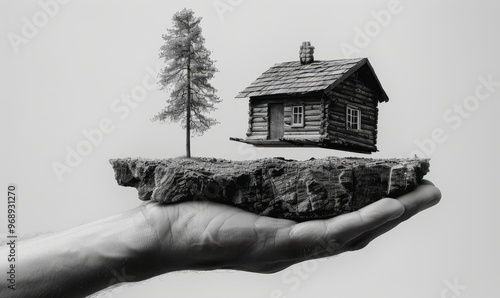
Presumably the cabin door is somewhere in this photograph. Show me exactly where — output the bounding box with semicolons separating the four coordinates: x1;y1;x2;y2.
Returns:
268;103;284;140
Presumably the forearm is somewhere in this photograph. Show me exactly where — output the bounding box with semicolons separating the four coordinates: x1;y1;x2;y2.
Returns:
0;207;160;298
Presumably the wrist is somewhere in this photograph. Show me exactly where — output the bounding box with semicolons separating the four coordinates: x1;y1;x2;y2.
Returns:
62;206;163;289
89;206;163;283
11;207;162;297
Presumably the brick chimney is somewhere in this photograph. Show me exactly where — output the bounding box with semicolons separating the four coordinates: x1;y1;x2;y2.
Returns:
299;41;315;65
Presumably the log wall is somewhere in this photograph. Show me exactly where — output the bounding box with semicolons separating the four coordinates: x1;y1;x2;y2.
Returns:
326;76;380;148
247;96;323;139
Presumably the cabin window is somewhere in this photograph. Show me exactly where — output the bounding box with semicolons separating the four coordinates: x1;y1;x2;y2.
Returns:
292;105;304;127
346;106;361;130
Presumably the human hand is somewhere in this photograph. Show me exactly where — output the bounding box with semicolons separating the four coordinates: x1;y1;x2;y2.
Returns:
138;180;441;277
0;181;439;297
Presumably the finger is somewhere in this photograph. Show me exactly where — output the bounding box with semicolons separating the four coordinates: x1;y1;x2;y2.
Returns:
419;179;435;186
343;183;441;251
275;198;405;261
240;257;298;274
391;183;441;221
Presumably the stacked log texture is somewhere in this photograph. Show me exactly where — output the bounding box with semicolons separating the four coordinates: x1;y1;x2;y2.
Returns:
110;157;429;221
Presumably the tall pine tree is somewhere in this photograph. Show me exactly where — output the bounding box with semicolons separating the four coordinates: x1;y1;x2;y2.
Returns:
154;8;220;158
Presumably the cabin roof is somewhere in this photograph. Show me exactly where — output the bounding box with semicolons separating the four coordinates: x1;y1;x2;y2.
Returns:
236;58;388;102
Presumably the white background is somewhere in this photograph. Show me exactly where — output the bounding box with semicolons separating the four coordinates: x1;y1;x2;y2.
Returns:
1;0;499;297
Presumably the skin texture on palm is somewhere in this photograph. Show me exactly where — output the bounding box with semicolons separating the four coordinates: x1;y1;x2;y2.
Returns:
0;181;440;298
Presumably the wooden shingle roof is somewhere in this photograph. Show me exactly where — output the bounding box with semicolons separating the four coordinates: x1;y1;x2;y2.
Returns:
236;58;388;102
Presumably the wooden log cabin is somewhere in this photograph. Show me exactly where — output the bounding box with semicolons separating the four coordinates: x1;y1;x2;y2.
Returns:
230;42;389;154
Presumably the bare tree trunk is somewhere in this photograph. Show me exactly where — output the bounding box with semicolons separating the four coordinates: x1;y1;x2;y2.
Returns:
186;54;191;158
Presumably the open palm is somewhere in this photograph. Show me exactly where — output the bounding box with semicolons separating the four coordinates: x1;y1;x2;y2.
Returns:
141;181;441;274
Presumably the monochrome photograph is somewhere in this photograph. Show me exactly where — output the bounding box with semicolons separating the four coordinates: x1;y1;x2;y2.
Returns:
1;1;499;297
